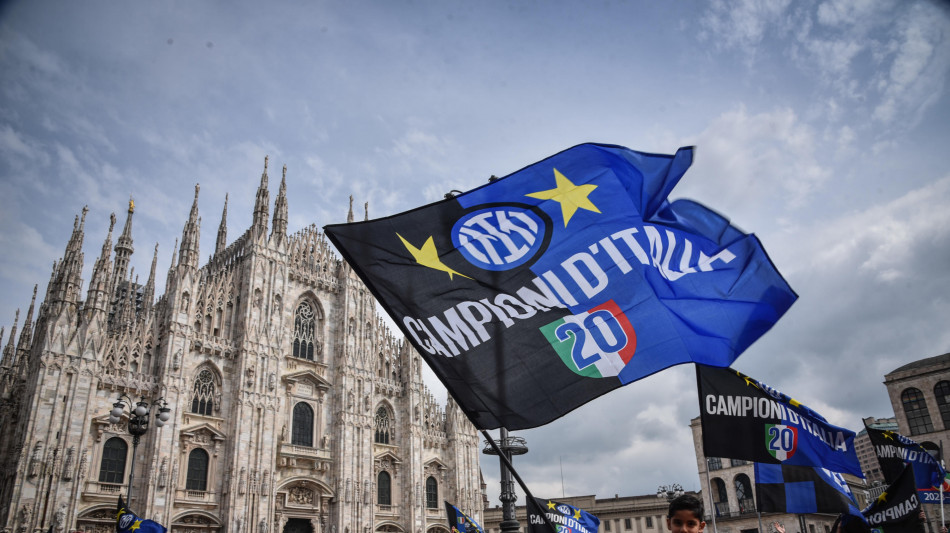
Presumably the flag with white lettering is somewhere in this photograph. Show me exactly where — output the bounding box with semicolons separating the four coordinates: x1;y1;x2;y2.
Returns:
527;498;600;533
697;365;862;476
864;425;946;491
325;143;797;430
444;501;484;533
755;463;864;516
862;464;925;533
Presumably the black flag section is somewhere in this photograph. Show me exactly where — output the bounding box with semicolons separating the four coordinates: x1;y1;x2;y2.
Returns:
861;464;924;533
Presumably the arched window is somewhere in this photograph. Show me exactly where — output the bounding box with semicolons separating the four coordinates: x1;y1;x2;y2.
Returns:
377;471;391;506
935;382;950;429
735;474;754;513
293;302;316;361
98;437;128;484
425;476;439;509
186;448;209;491
292;402;314;447
710;477;728;516
902;387;934;435
191;369;215;416
374;406;393;444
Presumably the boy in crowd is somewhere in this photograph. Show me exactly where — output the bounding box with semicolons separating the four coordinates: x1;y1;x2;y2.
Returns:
667;495;706;533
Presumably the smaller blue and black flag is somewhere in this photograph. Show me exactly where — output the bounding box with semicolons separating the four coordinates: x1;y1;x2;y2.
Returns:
117;496;167;533
444;501;484;533
862;464;925;533
864;425;945;490
527;498;600;533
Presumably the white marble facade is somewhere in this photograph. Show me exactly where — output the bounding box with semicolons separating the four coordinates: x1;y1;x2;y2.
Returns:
0;158;483;533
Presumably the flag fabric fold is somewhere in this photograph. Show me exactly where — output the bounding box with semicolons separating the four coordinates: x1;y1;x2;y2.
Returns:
116;496;167;533
527;498;600;533
754;463;863;516
444;501;484;533
325;143;796;430
697;365;862;476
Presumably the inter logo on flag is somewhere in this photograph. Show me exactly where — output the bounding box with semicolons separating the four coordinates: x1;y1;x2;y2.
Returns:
765;424;798;460
539;300;636;378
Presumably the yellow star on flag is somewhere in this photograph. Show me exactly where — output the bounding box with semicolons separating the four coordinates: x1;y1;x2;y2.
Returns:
547;500;556;510
883;431;895;440
397;234;471;281
574;510;581;519
876;491;888;505
526;168;600;227
741;374;760;390
130;520;143;531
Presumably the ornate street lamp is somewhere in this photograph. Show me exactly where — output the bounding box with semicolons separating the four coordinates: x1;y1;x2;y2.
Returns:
483;429;529;533
657;483;684;502
108;395;172;502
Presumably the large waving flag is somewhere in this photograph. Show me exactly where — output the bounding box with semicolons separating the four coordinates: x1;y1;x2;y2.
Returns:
116;497;166;533
697;365;862;476
864;425;946;494
325;143;796;430
527;498;600;533
444;501;484;533
755;463;864;516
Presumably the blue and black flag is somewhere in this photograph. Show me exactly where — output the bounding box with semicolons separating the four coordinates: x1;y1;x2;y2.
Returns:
527;498;600;533
862;464;924;533
698;365;862;475
864;425;945;492
755;463;864;516
325;143;796;430
116;496;166;533
445;502;483;533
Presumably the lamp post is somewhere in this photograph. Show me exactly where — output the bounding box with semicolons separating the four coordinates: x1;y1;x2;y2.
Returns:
108;394;172;503
657;483;684;502
483;429;529;533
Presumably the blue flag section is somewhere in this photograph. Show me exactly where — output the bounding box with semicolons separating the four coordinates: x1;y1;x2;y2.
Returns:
755;463;864;516
324;143;797;430
116;497;167;533
697;365;863;476
864;425;946;494
527;498;600;533
444;501;485;533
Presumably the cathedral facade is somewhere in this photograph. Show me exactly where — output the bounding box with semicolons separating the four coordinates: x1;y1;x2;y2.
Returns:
0;158;484;533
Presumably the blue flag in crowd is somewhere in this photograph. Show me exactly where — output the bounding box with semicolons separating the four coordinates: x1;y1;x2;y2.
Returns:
755;463;864;517
444;501;484;533
527;498;600;533
116;497;166;533
325;143;797;430
698;365;863;476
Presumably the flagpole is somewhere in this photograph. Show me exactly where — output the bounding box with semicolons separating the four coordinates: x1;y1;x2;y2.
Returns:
941;441;945;531
482;429;561;533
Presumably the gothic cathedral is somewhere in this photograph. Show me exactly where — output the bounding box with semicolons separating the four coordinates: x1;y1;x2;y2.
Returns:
0;158;485;533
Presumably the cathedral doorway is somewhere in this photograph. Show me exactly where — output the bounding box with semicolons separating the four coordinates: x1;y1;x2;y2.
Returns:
283;518;314;533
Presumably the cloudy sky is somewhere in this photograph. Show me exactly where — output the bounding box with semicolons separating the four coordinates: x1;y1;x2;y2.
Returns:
2;0;949;509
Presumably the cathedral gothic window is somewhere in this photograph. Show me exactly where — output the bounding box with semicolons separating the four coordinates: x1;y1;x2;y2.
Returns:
377;471;392;506
425;476;438;509
374;406;393;444
98;437;128;484
191;369;216;416
186;448;209;491
293;302;316;361
292;402;314;447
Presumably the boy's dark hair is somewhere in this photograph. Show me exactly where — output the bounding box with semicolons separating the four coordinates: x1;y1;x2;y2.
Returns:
667;494;704;520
